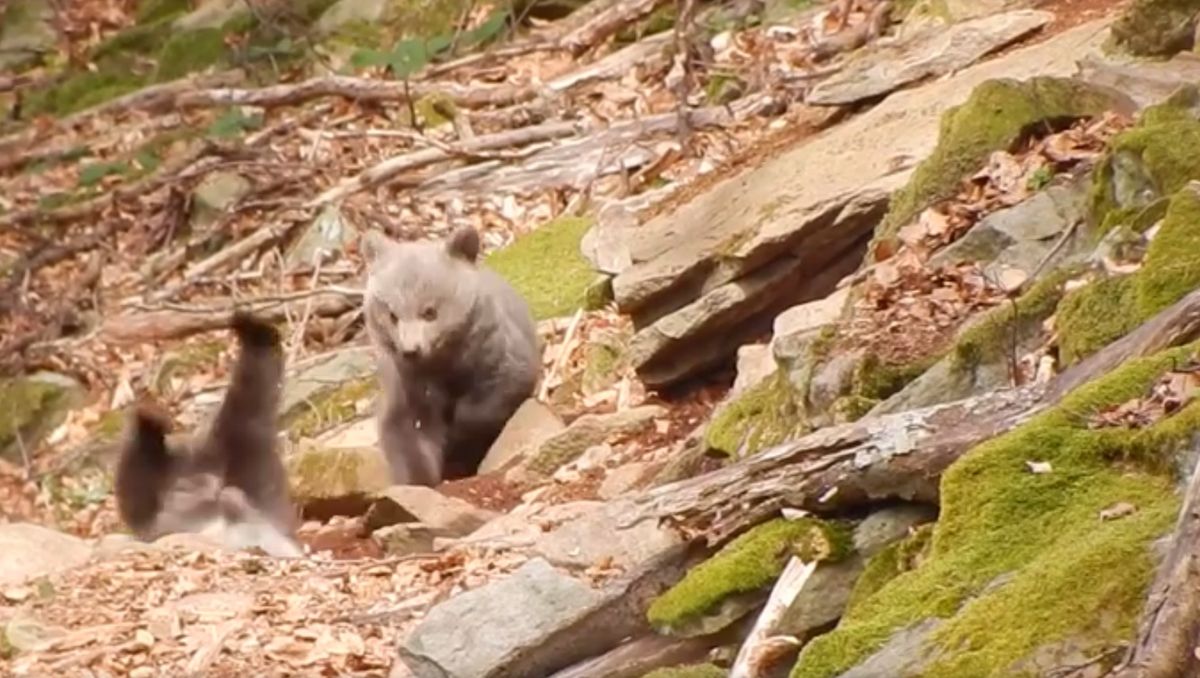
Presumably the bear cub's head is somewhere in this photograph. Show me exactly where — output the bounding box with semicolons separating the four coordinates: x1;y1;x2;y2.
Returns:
362;225;483;366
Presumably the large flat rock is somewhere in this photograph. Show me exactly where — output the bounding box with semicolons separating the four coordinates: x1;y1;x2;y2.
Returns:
612;18;1113;387
808;9;1055;106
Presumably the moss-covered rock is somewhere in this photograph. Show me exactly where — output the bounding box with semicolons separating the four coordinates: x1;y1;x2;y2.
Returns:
951;265;1078;373
642;664;728;678
792;343;1200;678
648;518;851;635
1109;0;1200;57
0;374;82;461
156;28;228;81
844;524;934;618
286;443;392;503
284;377;377;440
705;369;804;458
1060;185;1200;364
486;216;597;320
881;77;1128;239
1057;275;1138;366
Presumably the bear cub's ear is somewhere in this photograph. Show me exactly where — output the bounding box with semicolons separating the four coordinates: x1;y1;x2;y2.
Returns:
359;230;394;266
445;225;480;264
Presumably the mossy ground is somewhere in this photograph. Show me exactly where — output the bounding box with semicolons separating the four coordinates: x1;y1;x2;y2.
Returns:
642;664;728;678
1108;0;1200;57
648;518;851;634
0;377;72;457
485;216;597;320
881;78;1124;239
285;378;378;440
705;369;804;458
951;266;1077;372
844;524;934;617
792;344;1199;678
1059;187;1200;364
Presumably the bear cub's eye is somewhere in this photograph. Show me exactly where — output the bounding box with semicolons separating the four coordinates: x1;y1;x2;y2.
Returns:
420;306;438;321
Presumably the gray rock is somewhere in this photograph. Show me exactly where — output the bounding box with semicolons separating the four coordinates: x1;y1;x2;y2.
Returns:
1076;53;1200;110
829;618;943;678
532;502;682;570
287;444;393;508
281;346;377;423
732;344;776;396
316;0;389;34
525;405;666;474
598;462;651;500
612;19;1111;388
366;485;497;537
173;0;248;30
287;204;360;268
550;633;714;678
930;173;1091;275
0;372;83;462
854;504;939;557
463;501;603;549
0;524;91;586
810;10;1054;106
0;0;56;71
5;615;68;653
190;171;252;226
771;287;850;366
807;349;864;416
374;523;439;556
781;555;865;638
480;399;566;474
581;203;637;275
400;558;604;678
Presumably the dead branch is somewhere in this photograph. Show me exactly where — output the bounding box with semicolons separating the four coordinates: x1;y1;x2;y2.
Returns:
174;74;535;111
623;286;1200;544
148;220;303;303
548;31;672;93
810;0;893;63
561;0;674;56
308;119;584;206
100;290;360;345
1110;444;1200;678
0;72;244;162
730;557;813;678
0;142;253;234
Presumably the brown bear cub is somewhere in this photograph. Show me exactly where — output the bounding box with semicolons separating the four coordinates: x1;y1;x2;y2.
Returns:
361;226;541;486
114;311;301;558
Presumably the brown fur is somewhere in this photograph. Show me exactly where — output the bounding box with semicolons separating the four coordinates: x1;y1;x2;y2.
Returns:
113;312;300;557
362;226;541;486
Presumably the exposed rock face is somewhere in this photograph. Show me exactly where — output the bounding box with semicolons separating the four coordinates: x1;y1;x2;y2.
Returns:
365;485;497;537
0;524;91;587
808;9;1055;106
613;19;1113;388
531;502;682;570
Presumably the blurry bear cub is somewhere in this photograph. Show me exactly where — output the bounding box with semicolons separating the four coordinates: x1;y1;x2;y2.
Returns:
114;311;301;558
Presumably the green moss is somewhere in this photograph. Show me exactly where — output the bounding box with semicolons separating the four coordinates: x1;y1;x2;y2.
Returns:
705;369;804;458
649;518;850;633
1109;0;1200;57
286;444;392;499
791;344;1198;678
94;410;127;443
1134;186;1200;315
0;378;69;456
845;524;934;617
1061;187;1200;364
1139;85;1200;127
1057;275;1139;366
285;378;377;440
642;664;728;678
136;0;191;24
882;78;1123;238
485;216;596;320
952;266;1077;372
156;28;227;81
830;395;878;423
1090;116;1200;233
93;21;172;60
413;92;456;128
24;67;148;117
853;354;933;401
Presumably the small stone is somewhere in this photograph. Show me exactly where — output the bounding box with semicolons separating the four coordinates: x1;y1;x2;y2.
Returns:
598;463;650;500
374;524;438;556
366;486;497;537
479;399;566;474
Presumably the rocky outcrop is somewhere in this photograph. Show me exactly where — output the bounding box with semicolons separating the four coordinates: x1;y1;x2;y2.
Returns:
613;19;1114;388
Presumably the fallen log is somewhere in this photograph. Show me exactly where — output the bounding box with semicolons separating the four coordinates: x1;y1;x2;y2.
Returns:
561;0;674;56
1109;438;1200;678
624;287;1200;544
